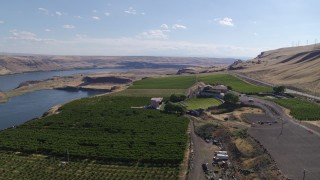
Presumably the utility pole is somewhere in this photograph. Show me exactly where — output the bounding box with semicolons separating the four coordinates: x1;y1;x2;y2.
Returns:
279;117;284;136
67;149;70;163
303;169;306;180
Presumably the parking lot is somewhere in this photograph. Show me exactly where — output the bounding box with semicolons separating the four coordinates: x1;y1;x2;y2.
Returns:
243;97;320;179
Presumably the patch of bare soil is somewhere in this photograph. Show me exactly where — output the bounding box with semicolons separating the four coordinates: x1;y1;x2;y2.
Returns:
204;107;263;122
303;121;320;129
214;126;285;179
42;104;62;117
0;92;7;103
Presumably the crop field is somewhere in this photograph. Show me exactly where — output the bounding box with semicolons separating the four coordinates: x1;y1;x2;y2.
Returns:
129;75;196;89
0;96;189;165
0;152;179;180
271;98;320;120
114;89;186;97
198;74;272;93
185;98;222;110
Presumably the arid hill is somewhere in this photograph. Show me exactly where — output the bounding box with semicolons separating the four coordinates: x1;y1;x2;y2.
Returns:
0;55;235;75
230;44;320;94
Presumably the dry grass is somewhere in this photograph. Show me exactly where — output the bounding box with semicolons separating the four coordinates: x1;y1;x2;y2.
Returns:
234;138;254;157
209;107;263;122
233;45;320;94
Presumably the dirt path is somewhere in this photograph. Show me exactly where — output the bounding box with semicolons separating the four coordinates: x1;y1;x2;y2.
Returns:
241;96;320;179
187;118;219;180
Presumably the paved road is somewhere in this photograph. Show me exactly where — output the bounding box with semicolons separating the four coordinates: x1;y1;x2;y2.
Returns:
234;73;320;101
241;96;320;180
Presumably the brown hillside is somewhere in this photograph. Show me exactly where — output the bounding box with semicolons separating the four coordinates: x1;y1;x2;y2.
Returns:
0;55;235;75
230;44;320;94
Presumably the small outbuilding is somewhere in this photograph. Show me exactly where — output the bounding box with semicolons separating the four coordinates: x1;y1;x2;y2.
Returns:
211;85;228;93
150;97;163;109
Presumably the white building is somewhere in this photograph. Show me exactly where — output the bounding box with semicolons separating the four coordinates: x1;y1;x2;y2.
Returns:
150;97;163;109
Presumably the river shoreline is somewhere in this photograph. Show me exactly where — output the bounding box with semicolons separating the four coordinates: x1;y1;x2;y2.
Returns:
0;68;178;103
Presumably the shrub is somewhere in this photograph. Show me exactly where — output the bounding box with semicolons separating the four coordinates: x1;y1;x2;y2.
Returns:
273;86;286;94
164;102;186;114
169;94;187;102
195;124;218;139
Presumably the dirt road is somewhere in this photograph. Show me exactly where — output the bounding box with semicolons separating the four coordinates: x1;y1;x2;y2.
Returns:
188;119;219;180
241;96;320;179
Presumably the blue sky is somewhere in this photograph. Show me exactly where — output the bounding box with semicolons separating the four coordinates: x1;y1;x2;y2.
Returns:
0;0;319;58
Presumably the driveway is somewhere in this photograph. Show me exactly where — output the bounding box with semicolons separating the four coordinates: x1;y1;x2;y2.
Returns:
188;118;219;180
241;96;320;179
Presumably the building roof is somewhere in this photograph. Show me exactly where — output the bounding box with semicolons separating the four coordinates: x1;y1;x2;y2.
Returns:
151;97;163;102
212;85;228;90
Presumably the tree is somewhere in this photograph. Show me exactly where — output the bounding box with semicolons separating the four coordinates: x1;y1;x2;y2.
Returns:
164;102;186;114
273;86;286;94
170;94;187;102
223;93;239;104
227;85;233;90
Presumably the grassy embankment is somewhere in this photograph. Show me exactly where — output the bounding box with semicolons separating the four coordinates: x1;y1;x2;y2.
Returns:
198;74;272;93
0;75;196;179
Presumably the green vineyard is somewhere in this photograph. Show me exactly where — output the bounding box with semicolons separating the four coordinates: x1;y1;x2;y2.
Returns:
129;75;196;89
0;152;179;180
271;98;320;120
198;74;272;93
0;96;189;164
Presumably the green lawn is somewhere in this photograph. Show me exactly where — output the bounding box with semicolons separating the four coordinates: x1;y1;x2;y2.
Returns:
271;98;320;120
129;75;196;89
198;74;272;93
185;97;222;110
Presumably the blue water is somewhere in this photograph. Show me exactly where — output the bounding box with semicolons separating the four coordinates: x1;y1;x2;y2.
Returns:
0;68;126;91
0;89;103;130
0;68;127;130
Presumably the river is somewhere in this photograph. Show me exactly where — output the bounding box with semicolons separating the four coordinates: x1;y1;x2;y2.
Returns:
0;68;125;130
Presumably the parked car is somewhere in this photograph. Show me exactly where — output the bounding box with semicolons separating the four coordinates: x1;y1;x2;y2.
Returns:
202;163;208;172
